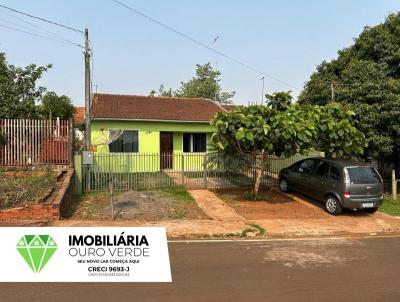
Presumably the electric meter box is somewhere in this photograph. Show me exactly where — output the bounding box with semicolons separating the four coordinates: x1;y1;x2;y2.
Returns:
82;151;93;165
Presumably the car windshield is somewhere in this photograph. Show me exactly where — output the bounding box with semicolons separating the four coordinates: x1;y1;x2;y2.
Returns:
346;167;382;184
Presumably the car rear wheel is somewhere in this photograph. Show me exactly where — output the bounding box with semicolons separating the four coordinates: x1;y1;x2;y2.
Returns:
364;207;378;214
279;178;290;193
325;195;342;215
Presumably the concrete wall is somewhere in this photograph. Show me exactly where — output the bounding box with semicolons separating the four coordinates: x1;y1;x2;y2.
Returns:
73;154;82;195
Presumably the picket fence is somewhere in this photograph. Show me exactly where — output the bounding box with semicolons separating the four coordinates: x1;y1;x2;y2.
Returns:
0;119;72;166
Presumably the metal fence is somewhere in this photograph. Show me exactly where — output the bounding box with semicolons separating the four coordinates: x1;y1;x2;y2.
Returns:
82;152;321;192
0;118;72;166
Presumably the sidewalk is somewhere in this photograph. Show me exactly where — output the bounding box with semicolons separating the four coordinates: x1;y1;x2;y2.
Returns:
188;190;246;222
252;212;400;238
252;190;400;237
53;190;400;239
54;189;249;238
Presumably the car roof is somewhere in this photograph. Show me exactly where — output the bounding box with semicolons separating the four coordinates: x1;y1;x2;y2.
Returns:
302;157;370;168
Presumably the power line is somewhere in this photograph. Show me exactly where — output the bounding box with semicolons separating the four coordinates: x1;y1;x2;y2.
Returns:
0;4;84;34
0;23;83;48
0;16;45;36
111;0;300;91
0;9;83;46
0;15;82;48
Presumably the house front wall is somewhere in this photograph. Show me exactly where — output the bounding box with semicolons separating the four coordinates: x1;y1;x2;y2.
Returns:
90;120;214;172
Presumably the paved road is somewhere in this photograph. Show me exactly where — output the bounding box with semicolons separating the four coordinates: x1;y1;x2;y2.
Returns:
2;236;400;302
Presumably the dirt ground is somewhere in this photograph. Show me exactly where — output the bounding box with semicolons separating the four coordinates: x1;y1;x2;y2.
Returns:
216;189;326;219
0;170;57;209
57;188;400;239
68;190;210;221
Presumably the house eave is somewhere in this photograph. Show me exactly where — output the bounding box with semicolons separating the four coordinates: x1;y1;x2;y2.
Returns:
91;117;211;124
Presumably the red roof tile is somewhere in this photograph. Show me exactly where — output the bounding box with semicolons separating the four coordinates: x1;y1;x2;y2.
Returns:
222;104;239;111
91;93;227;122
74;107;85;125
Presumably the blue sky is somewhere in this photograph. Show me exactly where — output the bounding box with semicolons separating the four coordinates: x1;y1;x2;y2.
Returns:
0;0;399;106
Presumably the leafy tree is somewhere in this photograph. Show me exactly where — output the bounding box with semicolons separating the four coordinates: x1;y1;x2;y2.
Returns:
150;63;235;104
149;84;174;97
298;13;400;172
265;90;293;111
0;53;51;118
39;92;76;120
211;97;365;195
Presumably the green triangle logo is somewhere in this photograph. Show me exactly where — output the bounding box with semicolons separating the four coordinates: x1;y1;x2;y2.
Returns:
17;235;57;273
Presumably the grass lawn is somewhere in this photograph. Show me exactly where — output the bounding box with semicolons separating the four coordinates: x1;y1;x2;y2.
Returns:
0;170;56;209
379;195;400;216
153;186;195;204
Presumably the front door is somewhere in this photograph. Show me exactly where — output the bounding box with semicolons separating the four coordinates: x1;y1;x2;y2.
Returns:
160;132;173;169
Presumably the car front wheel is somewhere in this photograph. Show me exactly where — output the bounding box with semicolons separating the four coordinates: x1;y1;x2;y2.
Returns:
325;195;342;215
279;178;290;193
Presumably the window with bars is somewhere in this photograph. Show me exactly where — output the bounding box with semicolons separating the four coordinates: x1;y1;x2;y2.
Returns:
109;130;139;153
183;133;206;153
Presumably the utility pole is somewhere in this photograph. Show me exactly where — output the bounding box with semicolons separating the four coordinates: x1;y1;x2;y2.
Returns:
330;81;334;103
261;76;265;105
213;35;219;103
84;28;91;151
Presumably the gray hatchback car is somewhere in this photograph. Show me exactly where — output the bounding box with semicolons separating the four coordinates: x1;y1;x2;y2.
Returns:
279;158;384;215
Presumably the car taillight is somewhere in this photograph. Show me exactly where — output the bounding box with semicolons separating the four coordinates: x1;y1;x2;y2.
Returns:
344;192;350;198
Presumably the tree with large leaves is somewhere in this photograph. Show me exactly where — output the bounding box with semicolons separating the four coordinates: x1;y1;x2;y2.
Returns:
265;90;292;111
298;13;400;173
150;63;235;104
210;98;365;195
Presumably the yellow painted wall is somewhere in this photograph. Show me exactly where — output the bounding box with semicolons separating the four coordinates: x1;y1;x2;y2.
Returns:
90;120;215;172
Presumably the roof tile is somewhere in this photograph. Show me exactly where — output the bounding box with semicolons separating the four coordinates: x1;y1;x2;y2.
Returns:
73;107;85;125
91;93;227;122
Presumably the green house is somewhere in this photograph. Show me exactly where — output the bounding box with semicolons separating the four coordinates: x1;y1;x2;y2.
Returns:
90;93;235;172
